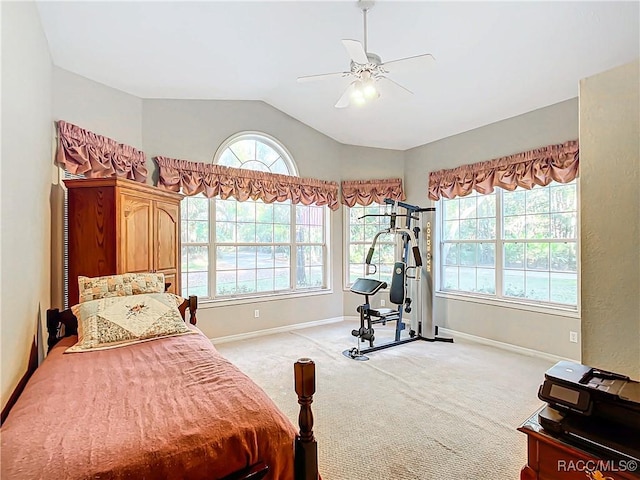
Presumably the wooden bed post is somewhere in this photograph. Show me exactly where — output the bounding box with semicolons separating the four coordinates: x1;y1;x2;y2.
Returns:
46;308;61;352
294;358;318;480
188;295;198;325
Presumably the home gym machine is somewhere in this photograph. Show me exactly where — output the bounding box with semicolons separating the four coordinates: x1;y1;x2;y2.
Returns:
343;198;452;361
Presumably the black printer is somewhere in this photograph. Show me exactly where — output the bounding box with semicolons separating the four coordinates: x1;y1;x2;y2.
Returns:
537;361;640;462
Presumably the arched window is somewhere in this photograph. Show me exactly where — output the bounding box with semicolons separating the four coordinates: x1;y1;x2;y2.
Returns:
181;132;328;300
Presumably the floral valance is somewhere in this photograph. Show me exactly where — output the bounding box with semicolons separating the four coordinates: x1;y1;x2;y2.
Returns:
155;156;339;210
341;178;406;207
428;140;579;201
55;120;148;183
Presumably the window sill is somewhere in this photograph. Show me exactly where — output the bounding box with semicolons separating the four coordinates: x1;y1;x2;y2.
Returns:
196;288;334;309
435;291;580;319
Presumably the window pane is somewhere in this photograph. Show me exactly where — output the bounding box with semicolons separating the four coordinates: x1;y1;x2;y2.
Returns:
459;243;476;266
477;195;496;218
550;273;578;305
216;246;236;270
218;148;242;168
444;220;459;241
550;242;577;272
443;266;459;290
184;246;208;271
187;220;209;243
504;216;526;239
295;225;310;243
551;213;576;239
459;267;476;291
274;204;291;223
525;271;550;301
350;264;365;284
478;243;495;267
444;200;459;221
525;214;550;239
216;271;236;296
237;223;256;242
237;202;256;222
275;246;290;267
230;139;256;162
504;242;524;269
444;243;459;265
187;196;209;220
459;196;476;219
255;223;273;243
526;188;550;214
256;141;280;164
255;202;273;223
216;199;237;222
257;269;275;292
477;218;495;240
238;246;256;269
503;190;526;216
477;268;495;294
504;270;525;298
526;243;550;270
459;219;477;240
256;246;274;269
237;269;257;293
551;184;577;212
270;158;289;175
274;225;290;243
216;222;235;243
274;268;290;289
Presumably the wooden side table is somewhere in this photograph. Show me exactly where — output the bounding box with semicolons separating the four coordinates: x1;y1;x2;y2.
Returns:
518;407;639;480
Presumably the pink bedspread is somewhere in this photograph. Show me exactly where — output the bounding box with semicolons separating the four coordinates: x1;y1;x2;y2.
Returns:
1;330;297;479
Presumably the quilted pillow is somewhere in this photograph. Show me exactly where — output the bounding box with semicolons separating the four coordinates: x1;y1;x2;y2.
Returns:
78;272;166;303
66;292;195;353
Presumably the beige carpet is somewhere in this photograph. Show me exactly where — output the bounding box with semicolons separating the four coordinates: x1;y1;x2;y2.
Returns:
216;320;554;480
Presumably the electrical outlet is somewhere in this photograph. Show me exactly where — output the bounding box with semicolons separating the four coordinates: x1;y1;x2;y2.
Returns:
380;299;386;307
569;331;578;343
254;309;260;318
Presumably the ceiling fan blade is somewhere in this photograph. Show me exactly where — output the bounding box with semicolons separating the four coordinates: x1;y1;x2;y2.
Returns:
342;39;369;64
297;71;350;83
335;82;354;108
379;76;414;95
380;53;435;72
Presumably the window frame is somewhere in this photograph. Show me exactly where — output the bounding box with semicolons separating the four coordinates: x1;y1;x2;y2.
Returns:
436;181;581;318
180;132;331;302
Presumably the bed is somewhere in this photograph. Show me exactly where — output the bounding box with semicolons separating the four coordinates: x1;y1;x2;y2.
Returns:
1;290;319;480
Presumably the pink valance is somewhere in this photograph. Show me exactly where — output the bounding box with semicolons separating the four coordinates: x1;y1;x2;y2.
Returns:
55;120;148;183
155;156;339;211
428;140;579;201
341;178;406;207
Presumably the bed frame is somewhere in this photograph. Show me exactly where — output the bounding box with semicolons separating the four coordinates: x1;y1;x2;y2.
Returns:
35;296;318;480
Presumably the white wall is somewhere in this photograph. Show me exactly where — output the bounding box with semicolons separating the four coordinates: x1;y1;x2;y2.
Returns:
404;99;581;360
1;1;52;408
53;67;143;149
579;60;640;380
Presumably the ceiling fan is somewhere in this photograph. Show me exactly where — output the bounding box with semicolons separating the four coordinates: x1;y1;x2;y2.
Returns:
297;0;435;108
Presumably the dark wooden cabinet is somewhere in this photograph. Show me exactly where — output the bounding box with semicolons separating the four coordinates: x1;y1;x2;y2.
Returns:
65;177;182;305
518;407;639;480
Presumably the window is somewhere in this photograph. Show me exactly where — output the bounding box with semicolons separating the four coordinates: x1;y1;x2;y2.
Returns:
440;180;578;308
181;133;328;300
346;203;396;287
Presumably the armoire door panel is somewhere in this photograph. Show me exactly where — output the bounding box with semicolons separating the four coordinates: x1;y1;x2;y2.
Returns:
120;194;153;273
155;202;179;272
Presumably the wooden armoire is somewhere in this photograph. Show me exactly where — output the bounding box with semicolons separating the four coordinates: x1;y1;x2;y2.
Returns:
65;177;182;305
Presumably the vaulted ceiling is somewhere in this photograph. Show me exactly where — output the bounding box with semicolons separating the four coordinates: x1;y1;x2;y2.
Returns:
36;1;639;150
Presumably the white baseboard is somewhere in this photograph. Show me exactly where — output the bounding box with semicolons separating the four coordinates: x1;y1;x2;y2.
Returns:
439;327;577;363
210;316;344;345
